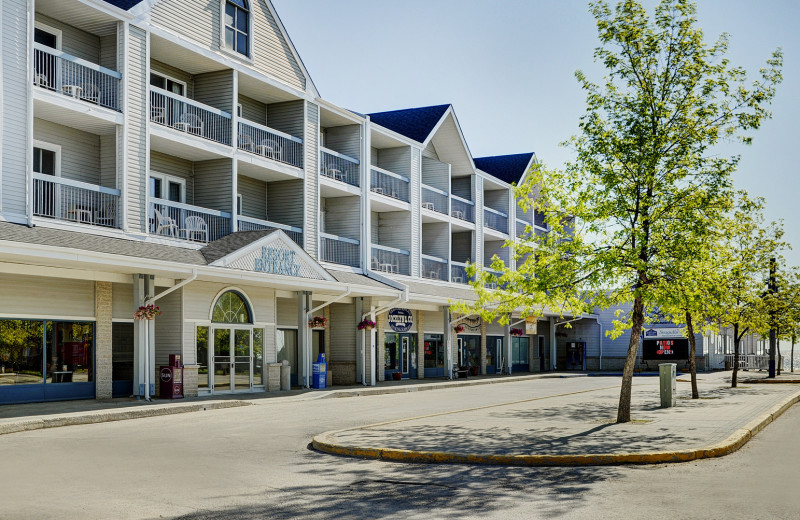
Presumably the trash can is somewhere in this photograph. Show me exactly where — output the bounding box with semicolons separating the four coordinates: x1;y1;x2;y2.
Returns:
659;363;676;408
280;360;291;391
312;353;327;389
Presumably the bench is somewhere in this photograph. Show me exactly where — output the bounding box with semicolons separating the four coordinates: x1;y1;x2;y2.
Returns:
452;365;470;379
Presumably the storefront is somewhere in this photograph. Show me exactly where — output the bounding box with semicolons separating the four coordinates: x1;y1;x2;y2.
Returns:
423;333;445;377
511;335;530;373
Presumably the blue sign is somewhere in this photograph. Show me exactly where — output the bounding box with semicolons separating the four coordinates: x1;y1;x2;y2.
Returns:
644;329;658;337
254;247;300;277
388;308;413;332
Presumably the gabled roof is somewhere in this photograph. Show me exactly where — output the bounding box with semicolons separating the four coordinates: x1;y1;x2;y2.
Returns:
368;104;450;143
473;153;536;185
101;0;146;9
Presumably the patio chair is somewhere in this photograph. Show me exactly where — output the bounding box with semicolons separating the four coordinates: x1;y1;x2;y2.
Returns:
34;73;51;89
324;163;344;182
80;82;100;104
93;201;116;227
256;139;283;160
238;134;255;153
182;215;209;242
178;113;204;136
150;104;166;124
153;208;179;237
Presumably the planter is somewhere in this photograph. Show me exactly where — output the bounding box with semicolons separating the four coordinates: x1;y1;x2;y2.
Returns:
392;372;402;381
470;366;479;376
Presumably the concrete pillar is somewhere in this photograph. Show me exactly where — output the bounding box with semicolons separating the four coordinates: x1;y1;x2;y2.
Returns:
550;317;557;371
416;310;425;379
480;319;487;375
297;291;311;387
444;307;453;378
376;311;388;381
355;297;364;384
133;274;155;397
95;281;113;399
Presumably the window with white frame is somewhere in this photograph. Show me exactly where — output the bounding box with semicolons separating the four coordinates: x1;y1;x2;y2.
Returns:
224;0;250;57
149;172;186;203
33;141;61;177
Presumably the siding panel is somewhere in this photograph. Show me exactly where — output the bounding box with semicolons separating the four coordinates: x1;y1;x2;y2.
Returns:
323;196;360;240
304;101;318;256
150;151;195;205
194;70;233;112
267;100;303;138
324;125;360;160
239;94;266;126
238;174;266;218
0;274;94;318
266;179;303;227
34;118;101;185
329;302;356;363
126;26;147;232
154;287;182;367
36;14;99;63
2;0;29;217
193;158;232;212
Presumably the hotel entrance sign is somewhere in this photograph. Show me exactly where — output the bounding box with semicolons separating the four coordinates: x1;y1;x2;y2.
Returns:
254;247;301;277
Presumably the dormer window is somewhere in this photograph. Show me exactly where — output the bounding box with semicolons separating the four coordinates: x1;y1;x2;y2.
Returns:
224;0;250;57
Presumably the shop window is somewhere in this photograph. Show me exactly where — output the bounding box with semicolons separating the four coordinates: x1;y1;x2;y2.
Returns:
212;291;252;324
512;337;530;365
46;322;94;383
423;334;444;369
112;322;134;381
0;320;44;385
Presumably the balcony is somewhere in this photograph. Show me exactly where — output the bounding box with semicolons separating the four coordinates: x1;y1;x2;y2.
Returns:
450;261;472;285
370;245;410;276
421;255;448;282
149;200;232;243
149;87;232;146
237;215;303;246
320;148;360;187
238;120;303;169
484;207;509;234
32;173;120;228
450;195;475;223
33;44;121;112
421;185;448;215
370;167;409;202
320;233;360;268
516;219;530;239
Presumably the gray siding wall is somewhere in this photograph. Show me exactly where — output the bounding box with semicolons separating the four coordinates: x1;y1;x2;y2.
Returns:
267;179;303;228
370;146;379;166
370;212;379;243
451;176;472;200
423;311;444;333
149;0;305;92
421;157;449;192
484;189;509;212
267;100;303;138
99;35;117;71
154;287;182;367
323;196;360;240
422;222;449;259
36;14;99;63
376;147;411;178
593;306;636;358
324;125;361;160
276;297;297;327
452;231;473;263
193;159;232;212
239;94;266;125
194;70;233;113
410;148;421;277
0;274;94;317
33;118;100;185
475;176;484;266
484;240;509;265
304;102;318;256
150;151;195;205
127;26;147;232
2;0;28;217
150;59;194;98
329;302;356;363
112;282;133;320
100;135;116;189
516;196;532;221
376;211;410;251
422;141;439;160
238;175;266;219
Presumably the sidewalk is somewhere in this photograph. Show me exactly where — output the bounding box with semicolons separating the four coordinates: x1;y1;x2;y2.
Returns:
313;370;800;466
0;371;580;435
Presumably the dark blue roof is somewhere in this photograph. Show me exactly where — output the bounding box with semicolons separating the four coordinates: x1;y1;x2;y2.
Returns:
473;153;535;184
367;104;450;143
101;0;146;9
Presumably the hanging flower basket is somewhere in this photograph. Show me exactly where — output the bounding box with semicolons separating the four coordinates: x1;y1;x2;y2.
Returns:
308;316;328;328
357;319;376;331
454;324;465;334
510;328;524;337
134;304;161;321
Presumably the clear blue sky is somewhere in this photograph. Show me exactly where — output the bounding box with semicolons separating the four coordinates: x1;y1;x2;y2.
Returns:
273;0;800;267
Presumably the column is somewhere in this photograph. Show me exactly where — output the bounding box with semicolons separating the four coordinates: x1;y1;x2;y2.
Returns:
376;311;388;382
550;317;557;371
416;310;425;379
297;291;311;387
95;282;113;399
444;307;453;379
504;320;512;375
480;319;487;375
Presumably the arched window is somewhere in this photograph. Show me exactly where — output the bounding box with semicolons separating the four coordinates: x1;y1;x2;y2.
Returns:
224;0;250;57
212;290;252;324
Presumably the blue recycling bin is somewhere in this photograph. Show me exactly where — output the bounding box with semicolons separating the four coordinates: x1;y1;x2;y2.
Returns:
312;353;327;389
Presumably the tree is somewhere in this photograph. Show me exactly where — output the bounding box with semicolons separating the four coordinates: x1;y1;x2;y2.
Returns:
764;267;800;374
456;0;782;422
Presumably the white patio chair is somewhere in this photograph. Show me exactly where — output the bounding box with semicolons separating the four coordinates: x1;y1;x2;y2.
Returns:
93;201;116;227
182;215;209;242
256;139;283;160
80;82;100;104
153;208;179;237
324;163;344;182
150;105;166;124
238;134;255;153
178;113;204;136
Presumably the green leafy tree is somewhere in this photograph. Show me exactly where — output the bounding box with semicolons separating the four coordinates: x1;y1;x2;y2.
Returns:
456;0;782;422
764;267;800;374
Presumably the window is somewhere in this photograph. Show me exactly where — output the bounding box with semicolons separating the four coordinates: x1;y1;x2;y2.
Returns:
224;0;250;57
33;142;60;177
212;291;252;324
149;72;185;96
237;194;243;215
149;172;185;203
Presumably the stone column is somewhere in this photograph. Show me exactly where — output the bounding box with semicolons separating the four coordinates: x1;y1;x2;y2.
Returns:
480;319;487;375
95;281;113;399
416;310;425;379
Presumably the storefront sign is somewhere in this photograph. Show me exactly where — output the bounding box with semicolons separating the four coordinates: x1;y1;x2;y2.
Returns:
642;339;688;360
388;308;413;332
525;317;538;335
461;316;481;332
254;247;300;277
644;327;685;339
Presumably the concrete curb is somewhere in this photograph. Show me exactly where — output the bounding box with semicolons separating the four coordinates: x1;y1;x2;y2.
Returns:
0;400;251;436
312;389;800;467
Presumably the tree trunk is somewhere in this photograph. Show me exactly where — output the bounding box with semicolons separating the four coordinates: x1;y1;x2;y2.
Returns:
617;294;644;423
792;334;795;373
732;323;740;388
776;337;781;375
686;311;699;399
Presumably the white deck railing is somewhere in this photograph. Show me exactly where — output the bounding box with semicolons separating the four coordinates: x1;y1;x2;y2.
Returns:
238;120;303;169
32;173;121;228
370;244;410;276
149;86;232;146
484;206;509;234
237;215;303;246
370;166;409;202
421;184;448;215
33;43;122;111
320;232;360;267
451;261;471;284
450;195;475;222
149;199;232;243
421;254;448;281
320;148;360;187
708;354;772;370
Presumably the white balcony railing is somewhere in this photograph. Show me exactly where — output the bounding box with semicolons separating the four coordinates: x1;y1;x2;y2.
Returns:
421;184;448;215
450;261;472;285
370;166;409;202
484;207;509;234
237;215;303;246
33;43;122;111
370;244;410;276
320;148;360;187
149;200;232;243
421;254;448;281
320;232;360;267
516;218;530;238
450;195;475;222
32;173;121;228
149;86;232;146
237;120;303;169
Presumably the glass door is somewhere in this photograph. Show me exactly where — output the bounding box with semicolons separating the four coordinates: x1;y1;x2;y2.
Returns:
212;327;253;392
213;328;231;391
233;329;252;390
401;336;410;376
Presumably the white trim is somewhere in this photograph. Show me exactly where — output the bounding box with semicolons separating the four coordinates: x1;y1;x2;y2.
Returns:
148;71;186;96
32;140;62;177
219;0;254;62
149;170;186;203
121;21;129;233
34;21;62;50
